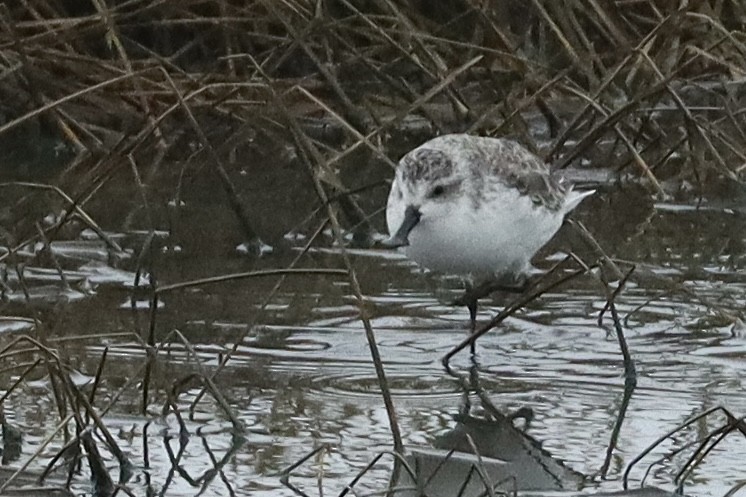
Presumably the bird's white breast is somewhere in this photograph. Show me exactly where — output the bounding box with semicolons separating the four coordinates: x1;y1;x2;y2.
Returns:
386;178;566;278
408;186;564;277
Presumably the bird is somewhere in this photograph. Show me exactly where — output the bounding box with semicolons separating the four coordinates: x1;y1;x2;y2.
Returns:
381;133;594;335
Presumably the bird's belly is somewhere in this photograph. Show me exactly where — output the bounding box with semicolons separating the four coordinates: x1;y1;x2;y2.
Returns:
406;197;564;277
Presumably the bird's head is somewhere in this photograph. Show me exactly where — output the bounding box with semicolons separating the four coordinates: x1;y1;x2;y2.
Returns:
382;147;464;248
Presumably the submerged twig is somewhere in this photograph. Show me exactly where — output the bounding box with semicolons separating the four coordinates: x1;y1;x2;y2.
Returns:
442;258;595;369
623;406;746;490
155;268;348;294
245;52;405;457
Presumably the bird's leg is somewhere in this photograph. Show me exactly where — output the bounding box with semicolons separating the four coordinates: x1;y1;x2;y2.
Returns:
456;275;531;354
467;297;478;355
460;281;479;354
508;406;534;431
456;277;528;308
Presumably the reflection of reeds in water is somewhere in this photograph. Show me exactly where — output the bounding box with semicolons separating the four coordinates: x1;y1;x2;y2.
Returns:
277;404;746;497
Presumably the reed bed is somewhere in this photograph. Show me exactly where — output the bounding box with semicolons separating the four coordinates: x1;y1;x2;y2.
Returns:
2;1;746;200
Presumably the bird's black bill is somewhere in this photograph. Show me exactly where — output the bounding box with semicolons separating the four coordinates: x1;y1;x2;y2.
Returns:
381;205;421;248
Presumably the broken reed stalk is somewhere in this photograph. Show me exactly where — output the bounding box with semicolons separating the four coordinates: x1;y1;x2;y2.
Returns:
0;413;75;493
674;413;746;492
162;329;244;433
142;244;158;416
280;447;417;497
295;105;407;456
567;218;637;378
0;335;135;492
463;433;497;497
441;257;596;369
0;181;123;259
605;279;637;380
638;417;745;490
598;373;636;479
243;52;404;456
0;358;41;405
80;429;114;496
154;268;348;294
622;406;746;490
0;319;247;493
86;346;108;424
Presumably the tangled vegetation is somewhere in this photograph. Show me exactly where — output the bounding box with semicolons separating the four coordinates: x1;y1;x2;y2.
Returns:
2;1;745;210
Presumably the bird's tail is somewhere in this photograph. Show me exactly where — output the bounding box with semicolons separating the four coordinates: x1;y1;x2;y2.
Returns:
564;189;595;212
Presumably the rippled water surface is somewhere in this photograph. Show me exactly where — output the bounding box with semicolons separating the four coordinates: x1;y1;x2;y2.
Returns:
2;180;746;497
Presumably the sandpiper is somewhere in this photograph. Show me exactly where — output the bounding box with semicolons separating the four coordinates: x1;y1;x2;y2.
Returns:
382;133;593;331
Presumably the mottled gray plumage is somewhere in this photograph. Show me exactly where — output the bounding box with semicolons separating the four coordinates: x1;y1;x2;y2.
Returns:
385;133;593;279
399;134;569;211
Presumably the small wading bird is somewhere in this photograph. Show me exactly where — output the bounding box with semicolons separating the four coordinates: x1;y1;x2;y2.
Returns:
382;134;594;336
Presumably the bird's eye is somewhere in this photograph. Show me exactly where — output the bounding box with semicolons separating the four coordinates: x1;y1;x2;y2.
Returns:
429;185;446;198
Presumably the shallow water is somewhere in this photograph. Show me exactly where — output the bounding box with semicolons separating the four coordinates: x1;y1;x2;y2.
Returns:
2;175;746;497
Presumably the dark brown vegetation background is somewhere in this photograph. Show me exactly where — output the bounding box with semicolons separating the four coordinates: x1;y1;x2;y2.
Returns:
1;0;746;247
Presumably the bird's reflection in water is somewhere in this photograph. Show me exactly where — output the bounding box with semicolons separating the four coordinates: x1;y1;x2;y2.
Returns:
394;359;586;497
